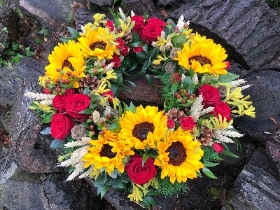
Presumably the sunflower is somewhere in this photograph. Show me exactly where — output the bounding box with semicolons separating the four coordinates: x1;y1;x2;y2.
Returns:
78;27;117;60
119;105;167;150
154;127;204;183
83;129;134;175
45;40;85;88
175;33;228;75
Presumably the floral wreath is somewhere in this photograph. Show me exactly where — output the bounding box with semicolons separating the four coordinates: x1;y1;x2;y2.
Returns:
25;8;256;209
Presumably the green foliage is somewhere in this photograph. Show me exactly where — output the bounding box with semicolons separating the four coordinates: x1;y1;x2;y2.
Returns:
0;40;35;68
154;177;188;196
264;0;280;8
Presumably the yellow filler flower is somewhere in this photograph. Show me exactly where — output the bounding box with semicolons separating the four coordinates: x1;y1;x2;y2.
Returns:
176;33;228;75
119;105;167;150
155;127;204;183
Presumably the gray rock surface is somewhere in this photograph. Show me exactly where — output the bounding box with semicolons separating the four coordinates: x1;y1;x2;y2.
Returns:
8;57;60;173
0;5;18;53
222;148;280;210
88;0;112;7
19;0;87;30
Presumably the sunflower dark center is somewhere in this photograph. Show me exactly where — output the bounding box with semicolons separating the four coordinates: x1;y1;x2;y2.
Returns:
62;59;74;70
132;122;155;141
100;144;116;158
90;41;106;51
167;141;187;166
189;55;212;66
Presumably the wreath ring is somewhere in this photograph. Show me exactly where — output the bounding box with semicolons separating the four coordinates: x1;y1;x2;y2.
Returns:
26;8;256;208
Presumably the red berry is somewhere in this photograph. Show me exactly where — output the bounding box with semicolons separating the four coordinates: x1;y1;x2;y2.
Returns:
89;125;95;131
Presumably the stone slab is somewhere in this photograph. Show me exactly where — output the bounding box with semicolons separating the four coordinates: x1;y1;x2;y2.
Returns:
222;148;280;210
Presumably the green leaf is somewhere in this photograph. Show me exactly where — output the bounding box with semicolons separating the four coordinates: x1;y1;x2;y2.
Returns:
50;139;65;149
94;172;108;186
171;34;188;49
142;44;148;53
39;27;50;36
130;41;142;47
218;72;239;83
202;167;218;179
145;196;156;206
125;102;136;113
221;150;239;158
12;42;19;51
142;199;151;209
124;80;136;87
79;108;93;114
145;74;153;86
97;185;109;198
11;53;23;63
40;127;51;135
170;82;179;94
42;113;53;123
136;52;149;59
203;161;220;167
67;27;80;38
182;76;193;89
25;47;35;57
107;121;120;132
142;154;149;166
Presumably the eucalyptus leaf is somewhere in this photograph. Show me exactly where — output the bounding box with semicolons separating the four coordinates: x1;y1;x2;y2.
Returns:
50;139;65;149
40;127;51;135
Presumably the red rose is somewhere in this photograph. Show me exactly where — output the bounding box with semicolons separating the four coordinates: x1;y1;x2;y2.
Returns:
141;24;163;44
125;154;157;185
131;15;145;34
51;113;74;140
101;90;114;102
133;46;144;53
121;45;129;56
52;88;75;111
106;20;114;31
213;101;232;121
146;17;166;29
179;116;196;130
198;84;221;107
167;119;175;129
110;55;121;68
212;142;224;154
65;94;91;121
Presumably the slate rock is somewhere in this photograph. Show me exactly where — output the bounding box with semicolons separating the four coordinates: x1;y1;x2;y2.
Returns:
18;0;88;30
1;171;101;210
0;5;19;53
266;140;280;163
170;0;280;69
88;0;112;7
222;147;280;210
234;69;280;144
8;57;60;173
